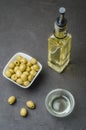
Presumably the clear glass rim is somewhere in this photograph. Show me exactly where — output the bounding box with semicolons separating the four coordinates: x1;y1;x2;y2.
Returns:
45;88;75;117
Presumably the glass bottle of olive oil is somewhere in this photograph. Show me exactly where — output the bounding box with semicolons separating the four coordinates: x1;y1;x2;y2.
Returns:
48;7;72;73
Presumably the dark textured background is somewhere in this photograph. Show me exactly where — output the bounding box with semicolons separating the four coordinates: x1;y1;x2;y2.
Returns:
0;0;86;130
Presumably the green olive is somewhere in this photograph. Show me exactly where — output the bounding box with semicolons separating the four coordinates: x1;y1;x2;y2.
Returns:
20;108;28;117
14;60;20;66
20;58;27;64
27;61;32;67
26;66;31;72
14;66;19;73
31;66;34;70
33;64;40;71
16;70;22;78
21;74;28;81
23;71;29;76
5;69;12;78
11;74;17;81
20;64;26;72
16;55;22;61
26;100;35;109
30;58;37;65
23;81;30;86
8;96;16;105
30;70;36;77
9;69;14;74
28;75;33;82
16;78;23;85
8;62;15;69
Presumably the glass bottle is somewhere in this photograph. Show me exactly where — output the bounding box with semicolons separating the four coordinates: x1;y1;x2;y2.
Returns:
48;7;72;73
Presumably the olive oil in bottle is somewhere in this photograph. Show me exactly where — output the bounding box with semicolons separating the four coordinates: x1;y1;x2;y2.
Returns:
48;7;72;73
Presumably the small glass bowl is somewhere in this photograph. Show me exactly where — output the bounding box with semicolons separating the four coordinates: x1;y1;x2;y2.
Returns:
45;89;75;117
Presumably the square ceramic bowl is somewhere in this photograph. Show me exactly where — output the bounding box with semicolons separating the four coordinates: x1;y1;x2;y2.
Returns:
3;52;42;88
45;89;75;117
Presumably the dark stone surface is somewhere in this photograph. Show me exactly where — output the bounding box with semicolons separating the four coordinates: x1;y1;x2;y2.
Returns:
0;0;86;130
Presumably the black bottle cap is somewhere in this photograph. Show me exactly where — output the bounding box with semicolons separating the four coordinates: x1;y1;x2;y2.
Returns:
56;7;67;27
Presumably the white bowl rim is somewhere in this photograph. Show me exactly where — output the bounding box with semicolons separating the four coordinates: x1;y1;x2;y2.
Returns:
3;52;42;88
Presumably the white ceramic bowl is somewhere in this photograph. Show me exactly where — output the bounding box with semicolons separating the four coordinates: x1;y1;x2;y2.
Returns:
3;52;42;88
45;89;75;117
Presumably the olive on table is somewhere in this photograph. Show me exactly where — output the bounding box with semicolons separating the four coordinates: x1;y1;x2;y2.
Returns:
20;108;28;117
26;100;35;109
8;96;16;105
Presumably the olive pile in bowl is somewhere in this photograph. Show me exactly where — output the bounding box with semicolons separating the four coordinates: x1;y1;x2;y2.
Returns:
3;52;42;88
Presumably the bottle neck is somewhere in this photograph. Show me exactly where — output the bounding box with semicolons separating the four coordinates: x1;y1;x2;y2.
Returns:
54;22;68;38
